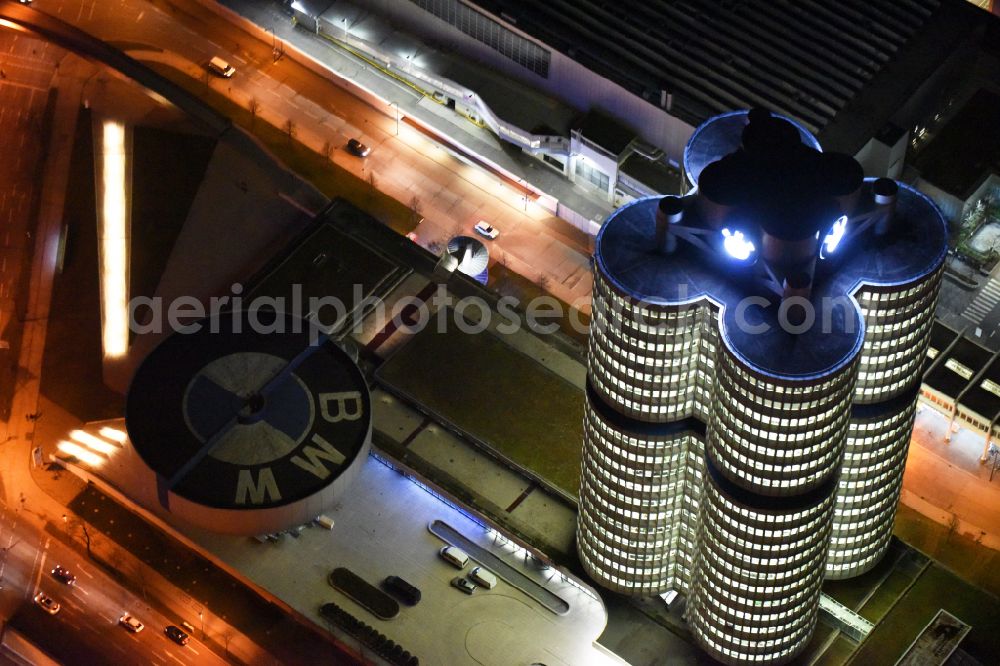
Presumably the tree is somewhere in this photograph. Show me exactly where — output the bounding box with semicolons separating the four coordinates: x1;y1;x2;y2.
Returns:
946;512;959;540
537;274;551;291
248;97;260;128
321;140;333;162
409;195;421;225
283;119;295;141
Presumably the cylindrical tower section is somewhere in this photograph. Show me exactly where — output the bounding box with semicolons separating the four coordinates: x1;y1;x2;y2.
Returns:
708;346;856;496
853;273;942;404
690;348;856;664
826;398;916;579
827;181;947;579
588;270;711;423
577;390;705;594
688;464;836;665
581;259;717;594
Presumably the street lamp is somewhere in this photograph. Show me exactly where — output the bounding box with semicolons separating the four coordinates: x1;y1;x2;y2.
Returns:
265;26;283;62
199;610;204;639
389;101;399;136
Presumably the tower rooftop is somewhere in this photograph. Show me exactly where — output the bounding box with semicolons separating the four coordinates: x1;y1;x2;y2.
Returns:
594;181;947;380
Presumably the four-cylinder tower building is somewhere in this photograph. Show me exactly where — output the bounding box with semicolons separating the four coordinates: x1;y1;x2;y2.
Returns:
577;109;948;664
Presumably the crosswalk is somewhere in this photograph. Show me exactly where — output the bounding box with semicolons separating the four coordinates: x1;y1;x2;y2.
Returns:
963;278;1000;324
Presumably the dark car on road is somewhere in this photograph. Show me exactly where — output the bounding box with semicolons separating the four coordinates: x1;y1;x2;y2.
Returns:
51;565;76;585
165;625;189;645
383;576;421;606
347;138;372;157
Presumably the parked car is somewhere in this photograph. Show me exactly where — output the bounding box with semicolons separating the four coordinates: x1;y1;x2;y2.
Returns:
119;614;144;633
439;546;469;569
206;56;236;78
450;576;477;595
469;566;496;590
51;565;76;585
33;593;60;615
164;625;189;645
473;221;499;240
383;576;421;606
347;138;372;157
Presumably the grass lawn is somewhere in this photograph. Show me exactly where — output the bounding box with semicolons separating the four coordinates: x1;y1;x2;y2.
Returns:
850;564;1000;665
375;311;584;496
145;62;414;235
489;262;590;346
894;503;1000;598
811;635;856;666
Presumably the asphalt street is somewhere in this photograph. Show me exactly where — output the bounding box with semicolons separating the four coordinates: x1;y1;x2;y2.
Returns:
0;501;226;666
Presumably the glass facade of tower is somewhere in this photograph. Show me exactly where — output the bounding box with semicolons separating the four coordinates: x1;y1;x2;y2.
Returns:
577;110;948;665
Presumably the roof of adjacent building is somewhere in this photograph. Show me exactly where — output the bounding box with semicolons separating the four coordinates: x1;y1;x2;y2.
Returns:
924;321;1000;420
472;0;944;136
619;153;682;194
912;88;1000;198
574;110;636;156
595;179;947;380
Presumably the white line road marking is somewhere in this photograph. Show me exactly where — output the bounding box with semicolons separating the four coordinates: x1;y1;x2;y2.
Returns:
137;11;145;21
187;646;199;655
31;550;47;595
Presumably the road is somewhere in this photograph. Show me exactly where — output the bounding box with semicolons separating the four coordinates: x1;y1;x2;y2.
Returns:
0;15;265;665
0;26;60;427
33;0;594;311
0;502;227;666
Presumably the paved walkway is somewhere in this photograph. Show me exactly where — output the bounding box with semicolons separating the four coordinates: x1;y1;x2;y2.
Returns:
902;406;1000;550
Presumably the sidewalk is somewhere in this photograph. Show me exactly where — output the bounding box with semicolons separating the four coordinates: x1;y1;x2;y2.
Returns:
901;406;1000;550
215;0;615;227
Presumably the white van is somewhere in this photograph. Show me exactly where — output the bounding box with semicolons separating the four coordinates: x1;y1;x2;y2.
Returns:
439;546;469;569
207;57;236;78
469;566;496;589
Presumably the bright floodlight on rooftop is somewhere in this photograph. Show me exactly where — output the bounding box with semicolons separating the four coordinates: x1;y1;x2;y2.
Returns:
721;228;755;261
821;215;848;258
